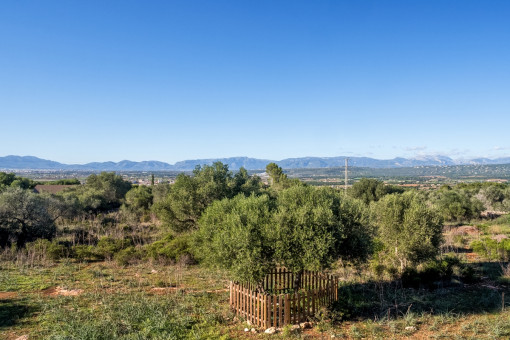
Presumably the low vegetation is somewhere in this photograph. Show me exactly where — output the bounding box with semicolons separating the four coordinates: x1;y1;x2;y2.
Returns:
1;163;510;339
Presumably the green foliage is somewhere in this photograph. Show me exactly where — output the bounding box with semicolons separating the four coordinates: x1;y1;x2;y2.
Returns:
401;256;464;288
195;194;275;283
60;172;132;213
146;233;194;263
24;239;70;261
114;246;144;266
273;186;373;273
153;162;263;233
43;178;81;185
0;172;36;190
0;187;57;247
471;237;510;261
350;178;389;204
273;186;339;272
372;191;443;272
431;186;483;222
72;244;99;261
95;237;133;260
265;162;301;190
121;185;153;221
196;186;373;284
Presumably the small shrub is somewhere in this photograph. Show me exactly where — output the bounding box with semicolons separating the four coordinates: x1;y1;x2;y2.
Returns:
73;245;99;261
471;237;510;261
146;233;195;264
114;246;144;266
24;239;70;262
95;237;133;260
402;256;467;288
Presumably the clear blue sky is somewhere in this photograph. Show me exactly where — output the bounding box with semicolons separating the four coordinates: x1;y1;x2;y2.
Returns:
1;1;509;164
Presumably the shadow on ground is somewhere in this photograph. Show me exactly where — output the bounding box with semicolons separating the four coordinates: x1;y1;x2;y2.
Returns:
331;262;510;321
0;297;37;329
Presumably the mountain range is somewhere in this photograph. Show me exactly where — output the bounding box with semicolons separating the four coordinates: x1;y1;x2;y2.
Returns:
1;155;510;171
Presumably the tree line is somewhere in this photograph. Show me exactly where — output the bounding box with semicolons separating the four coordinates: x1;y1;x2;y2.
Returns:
1;163;510;285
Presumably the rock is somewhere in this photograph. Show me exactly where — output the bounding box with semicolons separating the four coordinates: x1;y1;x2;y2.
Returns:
405;326;416;331
300;322;312;329
251;328;257;333
151;269;158;274
244;328;249;332
15;336;29;340
265;327;277;334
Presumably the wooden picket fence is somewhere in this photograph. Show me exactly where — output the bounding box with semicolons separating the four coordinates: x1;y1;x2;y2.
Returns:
229;268;339;329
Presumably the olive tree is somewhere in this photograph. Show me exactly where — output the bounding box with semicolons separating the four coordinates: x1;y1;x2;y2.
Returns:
195;186;373;287
154;162;263;232
0;188;57;247
372;191;443;272
194;194;275;284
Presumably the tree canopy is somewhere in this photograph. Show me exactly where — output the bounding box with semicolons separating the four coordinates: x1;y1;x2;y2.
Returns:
153;162;262;232
372;191;443;272
195;186;373;284
0;187;57;247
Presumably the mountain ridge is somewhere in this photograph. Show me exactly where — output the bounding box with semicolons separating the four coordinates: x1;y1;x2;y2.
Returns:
2;155;510;171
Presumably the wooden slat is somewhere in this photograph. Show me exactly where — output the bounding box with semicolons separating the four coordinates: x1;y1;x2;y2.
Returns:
271;294;275;327
256;292;259;327
249;290;252;324
278;295;283;327
280;268;283;291
284;294;290;325
229;272;339;329
306;291;310;321
312;289;317;316
235;284;238;315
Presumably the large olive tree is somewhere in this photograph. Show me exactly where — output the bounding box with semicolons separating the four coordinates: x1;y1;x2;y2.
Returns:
195;186;373;286
372;191;443;272
0;187;57;247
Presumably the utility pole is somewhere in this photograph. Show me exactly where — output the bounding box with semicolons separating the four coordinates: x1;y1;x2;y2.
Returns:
344;158;348;192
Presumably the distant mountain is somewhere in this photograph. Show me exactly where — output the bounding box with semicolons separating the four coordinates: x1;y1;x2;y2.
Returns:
1;155;510;171
0;155;66;169
172;157;272;171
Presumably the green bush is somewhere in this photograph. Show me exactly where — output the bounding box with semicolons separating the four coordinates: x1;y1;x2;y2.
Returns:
24;239;70;262
402;256;468;289
145;233;194;264
72;245;99;261
471;237;510;261
95;237;133;260
114;246;144;266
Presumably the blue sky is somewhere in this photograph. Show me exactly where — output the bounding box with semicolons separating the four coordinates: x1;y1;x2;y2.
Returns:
1;1;509;164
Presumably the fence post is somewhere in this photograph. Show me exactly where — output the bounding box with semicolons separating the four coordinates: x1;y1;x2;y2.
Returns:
284;294;290;325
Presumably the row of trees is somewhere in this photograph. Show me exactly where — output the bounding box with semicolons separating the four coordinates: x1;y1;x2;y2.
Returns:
2;164;509;285
350;178;510;222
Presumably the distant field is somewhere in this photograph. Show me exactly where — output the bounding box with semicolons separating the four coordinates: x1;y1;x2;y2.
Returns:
10;163;510;187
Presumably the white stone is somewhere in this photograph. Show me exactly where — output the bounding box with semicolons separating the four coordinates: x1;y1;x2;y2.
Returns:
300;322;312;329
265;327;277;334
405;326;416;331
244;328;249;332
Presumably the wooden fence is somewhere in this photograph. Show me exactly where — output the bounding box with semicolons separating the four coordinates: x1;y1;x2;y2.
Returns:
229;269;339;328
